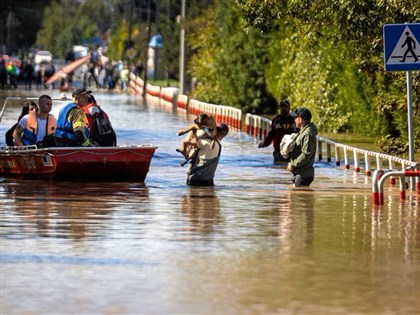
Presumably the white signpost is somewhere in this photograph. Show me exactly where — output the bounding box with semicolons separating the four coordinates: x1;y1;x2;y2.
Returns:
383;23;420;189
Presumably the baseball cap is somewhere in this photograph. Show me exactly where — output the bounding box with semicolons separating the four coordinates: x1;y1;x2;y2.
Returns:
290;107;312;120
72;88;92;97
279;99;290;107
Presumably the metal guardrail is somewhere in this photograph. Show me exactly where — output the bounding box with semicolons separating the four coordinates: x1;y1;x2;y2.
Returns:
316;136;419;173
128;75;420;201
372;170;420;205
0;96;72;123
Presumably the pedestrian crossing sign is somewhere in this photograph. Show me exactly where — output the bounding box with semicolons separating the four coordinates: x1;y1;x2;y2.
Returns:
384;23;420;71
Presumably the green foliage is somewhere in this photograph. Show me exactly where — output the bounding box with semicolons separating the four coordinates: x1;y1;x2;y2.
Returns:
230;0;420;153
107;21;129;61
157;1;181;80
36;1;115;58
188;4;225;104
188;0;277;113
235;0;282;33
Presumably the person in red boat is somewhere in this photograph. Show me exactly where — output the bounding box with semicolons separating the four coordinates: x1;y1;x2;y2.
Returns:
54;88;96;147
81;93;116;147
13;95;56;146
54;88;116;147
5;102;38;146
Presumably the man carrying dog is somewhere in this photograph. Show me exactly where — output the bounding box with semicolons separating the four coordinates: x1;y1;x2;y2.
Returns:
186;122;229;186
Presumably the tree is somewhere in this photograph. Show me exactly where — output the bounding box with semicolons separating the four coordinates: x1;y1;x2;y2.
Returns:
36;0;121;58
188;0;277;112
0;0;53;56
233;0;420;153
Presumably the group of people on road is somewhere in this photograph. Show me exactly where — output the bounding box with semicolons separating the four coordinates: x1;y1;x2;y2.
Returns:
258;99;318;187
5;88;116;149
0;56;56;90
184;98;317;188
4;90;316;188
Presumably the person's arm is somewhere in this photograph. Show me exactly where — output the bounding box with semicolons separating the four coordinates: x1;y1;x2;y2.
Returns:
258;116;281;148
259;129;275;148
69;109;94;146
185;138;198;147
12;124;25;146
12;116;29;146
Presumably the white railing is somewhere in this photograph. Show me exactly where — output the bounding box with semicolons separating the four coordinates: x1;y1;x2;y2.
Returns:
128;74;419;199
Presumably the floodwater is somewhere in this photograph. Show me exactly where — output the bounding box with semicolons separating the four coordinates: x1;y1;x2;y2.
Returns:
1;90;419;315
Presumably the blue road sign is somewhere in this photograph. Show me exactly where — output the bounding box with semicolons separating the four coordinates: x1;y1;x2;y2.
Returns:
384;23;420;71
149;34;163;49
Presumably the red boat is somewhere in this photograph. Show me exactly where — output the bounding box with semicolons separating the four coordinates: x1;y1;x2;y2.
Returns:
0;145;157;182
0;96;157;182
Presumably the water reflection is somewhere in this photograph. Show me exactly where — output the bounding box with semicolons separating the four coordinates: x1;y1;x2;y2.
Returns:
277;190;314;256
2;180;149;240
181;187;222;234
371;197;420;265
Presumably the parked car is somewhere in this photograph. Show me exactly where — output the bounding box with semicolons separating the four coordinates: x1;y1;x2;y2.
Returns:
73;45;89;59
34;50;53;64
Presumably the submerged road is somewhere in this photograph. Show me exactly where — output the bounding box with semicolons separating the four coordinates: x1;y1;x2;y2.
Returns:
1;90;419;315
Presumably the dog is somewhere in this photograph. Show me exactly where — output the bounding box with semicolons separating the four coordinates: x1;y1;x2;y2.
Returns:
176;113;217;166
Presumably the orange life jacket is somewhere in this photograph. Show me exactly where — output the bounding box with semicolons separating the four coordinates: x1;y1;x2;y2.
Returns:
22;111;56;145
81;102;102;131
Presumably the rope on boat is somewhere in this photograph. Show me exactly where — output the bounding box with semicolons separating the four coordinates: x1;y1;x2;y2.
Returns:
51;149;153;158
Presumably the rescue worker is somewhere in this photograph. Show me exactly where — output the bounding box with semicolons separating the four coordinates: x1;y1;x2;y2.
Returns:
287;107;318;187
186;123;229;186
81;94;116;146
258;99;299;164
54;88;95;147
13;95;56;146
72;90;116;146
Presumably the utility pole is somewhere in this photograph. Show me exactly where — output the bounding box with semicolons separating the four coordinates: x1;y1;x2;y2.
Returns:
143;0;152;97
179;0;186;94
125;0;134;61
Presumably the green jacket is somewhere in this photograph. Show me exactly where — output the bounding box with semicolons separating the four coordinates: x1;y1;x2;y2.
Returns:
289;122;318;177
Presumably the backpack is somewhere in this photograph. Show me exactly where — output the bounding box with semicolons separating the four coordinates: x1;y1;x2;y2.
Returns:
91;113;117;147
44;65;54;77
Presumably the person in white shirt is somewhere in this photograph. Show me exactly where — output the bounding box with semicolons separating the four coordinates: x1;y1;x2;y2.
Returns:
13;95;56;146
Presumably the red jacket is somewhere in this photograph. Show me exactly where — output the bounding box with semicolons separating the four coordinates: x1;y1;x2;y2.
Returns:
261;113;299;151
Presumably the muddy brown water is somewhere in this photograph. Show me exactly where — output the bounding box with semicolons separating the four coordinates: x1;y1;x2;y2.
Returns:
1;90;419;315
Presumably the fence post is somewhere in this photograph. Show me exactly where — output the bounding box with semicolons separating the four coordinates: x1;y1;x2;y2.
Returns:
318;140;323;161
354;150;360;172
344;147;350;169
365;152;371;176
399;175;406;201
388;158;395;185
376;154;383;172
372;169;380;206
326;143;331;162
335;145;340;166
